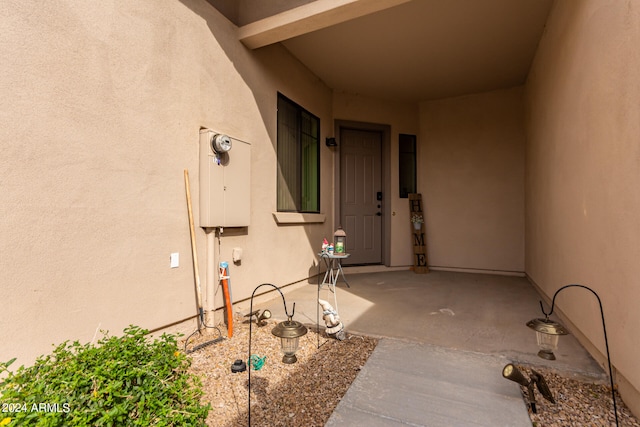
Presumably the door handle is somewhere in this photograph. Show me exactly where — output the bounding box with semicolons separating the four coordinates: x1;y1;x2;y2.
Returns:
376;212;382;216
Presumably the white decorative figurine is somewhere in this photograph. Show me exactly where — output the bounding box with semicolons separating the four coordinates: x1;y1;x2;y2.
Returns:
318;299;345;340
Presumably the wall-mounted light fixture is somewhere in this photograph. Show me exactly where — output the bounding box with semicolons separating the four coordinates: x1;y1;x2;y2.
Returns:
528;284;618;426
325;137;337;147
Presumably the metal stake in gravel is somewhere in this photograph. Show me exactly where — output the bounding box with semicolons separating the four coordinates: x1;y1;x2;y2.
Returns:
529;283;619;427
247;283;307;426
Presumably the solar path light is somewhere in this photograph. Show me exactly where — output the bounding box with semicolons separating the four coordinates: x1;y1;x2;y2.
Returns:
527;284;618;427
271;315;308;364
247;283;308;426
526;317;568;360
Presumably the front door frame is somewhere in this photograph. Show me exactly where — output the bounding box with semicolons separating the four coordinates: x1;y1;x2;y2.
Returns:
334;120;391;266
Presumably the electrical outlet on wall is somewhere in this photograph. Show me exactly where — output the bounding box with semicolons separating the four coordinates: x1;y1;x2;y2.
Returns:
170;253;179;268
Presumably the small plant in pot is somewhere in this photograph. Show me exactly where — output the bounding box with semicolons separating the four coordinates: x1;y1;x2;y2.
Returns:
411;213;424;230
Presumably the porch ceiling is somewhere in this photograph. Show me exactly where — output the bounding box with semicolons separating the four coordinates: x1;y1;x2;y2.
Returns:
236;0;553;102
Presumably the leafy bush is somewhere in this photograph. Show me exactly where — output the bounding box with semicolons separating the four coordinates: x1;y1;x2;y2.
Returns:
0;326;210;426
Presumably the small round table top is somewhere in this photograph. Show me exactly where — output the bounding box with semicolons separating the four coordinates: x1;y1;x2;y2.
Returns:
318;252;350;259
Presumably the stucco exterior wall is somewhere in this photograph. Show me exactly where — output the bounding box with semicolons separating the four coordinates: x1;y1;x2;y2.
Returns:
0;0;334;366
525;0;640;414
419;88;526;273
332;92;419;267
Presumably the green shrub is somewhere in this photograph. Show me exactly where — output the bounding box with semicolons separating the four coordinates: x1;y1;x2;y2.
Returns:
0;325;210;426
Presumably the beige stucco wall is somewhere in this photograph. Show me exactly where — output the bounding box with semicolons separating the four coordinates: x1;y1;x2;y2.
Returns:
332;88;526;273
5;2;638;418
419;88;526;273
237;0;316;25
0;0;334;366
525;0;640;414
332;93;419;267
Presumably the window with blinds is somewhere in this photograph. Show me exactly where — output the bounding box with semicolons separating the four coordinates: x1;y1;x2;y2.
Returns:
277;94;320;212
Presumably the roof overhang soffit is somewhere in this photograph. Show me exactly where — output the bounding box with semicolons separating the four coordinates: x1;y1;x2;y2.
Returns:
237;0;412;49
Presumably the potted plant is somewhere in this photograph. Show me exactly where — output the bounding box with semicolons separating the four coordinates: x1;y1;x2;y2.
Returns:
411;213;424;230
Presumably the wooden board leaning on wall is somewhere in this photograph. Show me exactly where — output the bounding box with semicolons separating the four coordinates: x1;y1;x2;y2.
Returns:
409;193;429;273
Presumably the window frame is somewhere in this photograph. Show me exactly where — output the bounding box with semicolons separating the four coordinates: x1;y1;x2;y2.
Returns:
276;93;321;213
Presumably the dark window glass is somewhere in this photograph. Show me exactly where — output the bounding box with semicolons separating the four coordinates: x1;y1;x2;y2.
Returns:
277;94;320;212
399;134;416;198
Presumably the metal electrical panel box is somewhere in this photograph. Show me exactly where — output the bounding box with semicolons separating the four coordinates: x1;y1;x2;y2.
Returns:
199;129;251;227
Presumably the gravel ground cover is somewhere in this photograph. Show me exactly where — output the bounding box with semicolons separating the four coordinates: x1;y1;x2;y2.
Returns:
184;316;377;427
515;365;640;427
184;316;639;427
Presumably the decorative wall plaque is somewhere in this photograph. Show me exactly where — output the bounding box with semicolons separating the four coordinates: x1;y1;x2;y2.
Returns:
409;193;429;273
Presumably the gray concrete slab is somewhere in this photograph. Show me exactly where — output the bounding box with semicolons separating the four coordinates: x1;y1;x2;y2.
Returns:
259;270;605;381
326;340;532;427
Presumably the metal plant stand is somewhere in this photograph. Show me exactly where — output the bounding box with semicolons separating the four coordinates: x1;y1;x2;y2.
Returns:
316;252;350;347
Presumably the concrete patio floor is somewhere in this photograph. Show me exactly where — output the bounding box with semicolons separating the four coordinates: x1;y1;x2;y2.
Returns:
258;269;607;426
